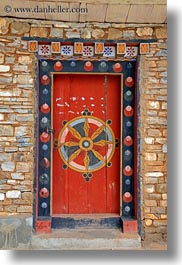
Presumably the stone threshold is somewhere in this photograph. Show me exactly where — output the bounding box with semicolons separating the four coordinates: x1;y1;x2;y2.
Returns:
30;229;141;250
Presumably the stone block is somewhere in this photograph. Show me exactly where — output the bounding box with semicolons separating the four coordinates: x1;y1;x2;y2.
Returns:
144;153;157;161
162;193;167;200
5;56;15;64
65;31;80;38
0;65;10;72
149;194;162;200
11;173;25;180
4;147;18;153
50;28;63;38
160;71;167;77
30;27;49;38
17;205;32;213
13;65;28;72
136;27;153;37
92;28;105;39
144;137;155;144
81;28;91;39
7;180;17;185
156;184;167;193
17;75;33;85
15;126;29;137
15;114;33;122
0;53;5;64
123;30;135;39
0;76;13;84
16;162;30;173
1;162;15;172
0;153;12;161
108;28;122;40
156;28;167;39
4;205;17;213
153;220;167;227
18;56;33;65
161;214;167;219
144;214;158;220
11;22;30;35
6;190;21;199
160;200;167;207
150;207;166;214
155;49;167;57
145;219;153;226
0;193;5;201
162;144;167;153
162;102;167;110
145;200;157;207
0;18;10;35
148;101;160;109
144;185;155;194
160;77;167;84
22;192;32;200
148;129;162;137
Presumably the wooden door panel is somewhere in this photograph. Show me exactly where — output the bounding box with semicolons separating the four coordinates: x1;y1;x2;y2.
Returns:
52;74;121;215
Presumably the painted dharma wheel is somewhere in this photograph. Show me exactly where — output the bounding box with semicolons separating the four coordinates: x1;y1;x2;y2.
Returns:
58;115;116;173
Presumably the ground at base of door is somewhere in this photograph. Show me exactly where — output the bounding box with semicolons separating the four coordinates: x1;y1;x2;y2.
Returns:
31;229;141;250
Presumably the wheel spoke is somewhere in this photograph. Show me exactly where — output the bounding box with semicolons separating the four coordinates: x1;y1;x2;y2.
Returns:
84;152;90;171
94;140;113;147
84;118;90;137
68;125;82;140
92;149;105;162
68;149;81;162
91;125;105;140
63;141;79;147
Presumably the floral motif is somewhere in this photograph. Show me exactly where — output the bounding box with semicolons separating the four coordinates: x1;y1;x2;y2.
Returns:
61;45;73;56
103;46;115;57
38;45;51;56
125;47;138;57
83;46;94;57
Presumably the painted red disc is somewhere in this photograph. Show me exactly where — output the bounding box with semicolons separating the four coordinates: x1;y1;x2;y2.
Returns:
84;61;93;71
113;63;122;72
123;165;133;176
123;192;133;203
40;132;50;143
39;187;49;198
41;103;50;114
54;61;63;71
41;75;50;85
124;105;134;117
125;77;134;87
124;136;133;146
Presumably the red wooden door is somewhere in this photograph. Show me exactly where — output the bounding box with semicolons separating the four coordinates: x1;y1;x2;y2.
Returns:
52;74;121;215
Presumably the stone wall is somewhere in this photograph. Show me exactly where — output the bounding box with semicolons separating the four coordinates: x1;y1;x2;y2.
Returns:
0;17;167;243
140;39;167;242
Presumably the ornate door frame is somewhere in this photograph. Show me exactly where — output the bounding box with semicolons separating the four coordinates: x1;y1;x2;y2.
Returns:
31;40;141;233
